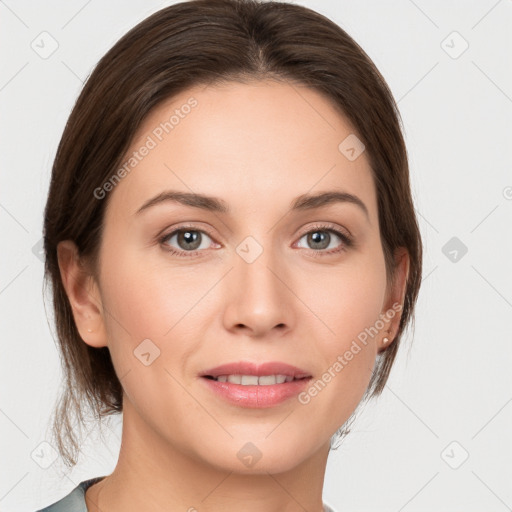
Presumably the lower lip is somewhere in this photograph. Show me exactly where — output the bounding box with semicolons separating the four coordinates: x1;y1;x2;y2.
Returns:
201;377;312;408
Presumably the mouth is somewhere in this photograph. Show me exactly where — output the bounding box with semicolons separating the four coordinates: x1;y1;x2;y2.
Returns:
202;374;310;385
199;361;312;408
199;360;312;382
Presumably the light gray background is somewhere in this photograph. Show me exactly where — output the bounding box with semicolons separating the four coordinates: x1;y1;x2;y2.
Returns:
1;1;511;510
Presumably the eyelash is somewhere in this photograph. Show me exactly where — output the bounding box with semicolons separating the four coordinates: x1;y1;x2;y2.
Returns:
158;223;353;258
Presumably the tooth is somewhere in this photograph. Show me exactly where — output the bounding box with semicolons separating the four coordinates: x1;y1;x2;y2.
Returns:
241;375;259;385
258;375;277;385
218;374;295;385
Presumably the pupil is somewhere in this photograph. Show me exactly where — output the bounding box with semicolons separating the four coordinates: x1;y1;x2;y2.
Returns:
179;230;201;250
309;231;329;250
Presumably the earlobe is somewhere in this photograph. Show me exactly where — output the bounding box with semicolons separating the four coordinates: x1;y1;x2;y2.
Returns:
378;329;392;353
56;240;108;348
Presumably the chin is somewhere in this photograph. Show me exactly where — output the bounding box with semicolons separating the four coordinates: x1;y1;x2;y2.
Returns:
194;433;322;475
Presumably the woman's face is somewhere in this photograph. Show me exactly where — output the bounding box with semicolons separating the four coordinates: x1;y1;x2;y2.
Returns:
71;79;405;474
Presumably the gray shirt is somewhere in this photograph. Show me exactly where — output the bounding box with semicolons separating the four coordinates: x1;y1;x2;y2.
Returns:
35;477;338;512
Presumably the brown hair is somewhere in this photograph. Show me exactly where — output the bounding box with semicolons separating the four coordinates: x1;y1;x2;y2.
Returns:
43;0;422;466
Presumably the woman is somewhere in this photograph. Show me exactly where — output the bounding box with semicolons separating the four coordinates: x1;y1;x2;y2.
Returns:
37;0;422;510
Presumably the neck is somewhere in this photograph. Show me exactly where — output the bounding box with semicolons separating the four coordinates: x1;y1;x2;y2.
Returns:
85;398;331;512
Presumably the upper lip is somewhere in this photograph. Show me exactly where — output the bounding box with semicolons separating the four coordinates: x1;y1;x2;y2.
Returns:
200;361;311;379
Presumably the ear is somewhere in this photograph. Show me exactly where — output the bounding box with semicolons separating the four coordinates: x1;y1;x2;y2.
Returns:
378;247;410;353
57;240;108;348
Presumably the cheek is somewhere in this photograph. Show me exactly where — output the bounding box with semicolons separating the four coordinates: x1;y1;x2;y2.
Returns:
297;251;388;347
96;243;174;378
99;236;200;338
293;250;387;408
97;249;201;424
98;241;216;385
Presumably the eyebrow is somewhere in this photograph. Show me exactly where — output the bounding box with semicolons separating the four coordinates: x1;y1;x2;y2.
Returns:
134;190;369;220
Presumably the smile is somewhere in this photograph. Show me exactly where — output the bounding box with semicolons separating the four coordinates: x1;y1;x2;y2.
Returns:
204;374;308;385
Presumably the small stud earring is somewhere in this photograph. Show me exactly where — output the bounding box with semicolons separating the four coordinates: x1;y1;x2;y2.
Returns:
382;337;389;344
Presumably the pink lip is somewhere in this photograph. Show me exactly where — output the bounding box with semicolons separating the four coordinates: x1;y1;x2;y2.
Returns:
199;361;312;408
200;361;311;379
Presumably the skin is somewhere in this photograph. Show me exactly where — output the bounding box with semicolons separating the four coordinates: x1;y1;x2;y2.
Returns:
58;79;409;512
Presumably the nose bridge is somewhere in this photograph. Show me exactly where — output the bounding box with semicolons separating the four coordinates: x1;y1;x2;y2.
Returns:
224;232;294;334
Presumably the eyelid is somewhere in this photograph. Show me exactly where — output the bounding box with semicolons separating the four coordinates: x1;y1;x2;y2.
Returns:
158;222;218;242
297;221;352;240
294;222;354;254
159;221;351;241
158;223;220;249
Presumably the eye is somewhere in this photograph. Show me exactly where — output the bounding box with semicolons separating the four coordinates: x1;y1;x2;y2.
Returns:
159;226;217;257
158;223;353;258
295;224;353;255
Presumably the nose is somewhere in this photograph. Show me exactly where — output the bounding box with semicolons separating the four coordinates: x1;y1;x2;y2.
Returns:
221;245;295;339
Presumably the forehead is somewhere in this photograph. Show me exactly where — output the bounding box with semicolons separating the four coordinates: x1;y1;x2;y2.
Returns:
105;79;377;222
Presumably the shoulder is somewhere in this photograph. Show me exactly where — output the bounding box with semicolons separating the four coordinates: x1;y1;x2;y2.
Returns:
34;477;106;512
